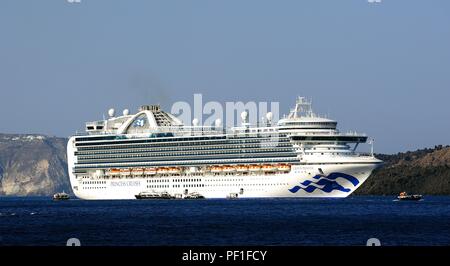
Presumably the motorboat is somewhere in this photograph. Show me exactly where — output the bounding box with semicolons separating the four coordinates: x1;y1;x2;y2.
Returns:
53;191;70;200
135;191;173;199
184;192;205;199
397;192;423;201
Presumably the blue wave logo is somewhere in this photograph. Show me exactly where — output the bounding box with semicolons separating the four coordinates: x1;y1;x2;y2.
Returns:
289;172;359;193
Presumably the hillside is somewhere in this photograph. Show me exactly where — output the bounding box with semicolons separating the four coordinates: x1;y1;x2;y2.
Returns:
0;134;70;196
356;145;450;195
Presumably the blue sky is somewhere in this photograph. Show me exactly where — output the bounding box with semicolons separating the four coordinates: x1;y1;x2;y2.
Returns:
0;0;449;154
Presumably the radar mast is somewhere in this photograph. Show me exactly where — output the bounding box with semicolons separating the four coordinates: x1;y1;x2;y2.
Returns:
288;97;315;118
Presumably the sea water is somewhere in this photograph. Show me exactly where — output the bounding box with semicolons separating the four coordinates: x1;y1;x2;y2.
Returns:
0;196;449;246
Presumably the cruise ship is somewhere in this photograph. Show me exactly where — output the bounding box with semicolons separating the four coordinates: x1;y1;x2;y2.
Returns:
67;97;383;200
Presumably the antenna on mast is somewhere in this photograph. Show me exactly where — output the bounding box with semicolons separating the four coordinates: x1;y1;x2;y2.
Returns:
288;96;315;118
369;138;375;157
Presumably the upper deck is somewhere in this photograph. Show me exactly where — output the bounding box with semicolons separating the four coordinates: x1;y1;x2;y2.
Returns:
76;97;367;145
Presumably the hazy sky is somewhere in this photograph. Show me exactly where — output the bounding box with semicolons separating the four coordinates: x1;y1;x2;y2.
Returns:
0;0;449;154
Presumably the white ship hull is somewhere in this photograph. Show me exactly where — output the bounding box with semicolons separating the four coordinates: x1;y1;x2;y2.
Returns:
68;163;378;200
67;98;383;200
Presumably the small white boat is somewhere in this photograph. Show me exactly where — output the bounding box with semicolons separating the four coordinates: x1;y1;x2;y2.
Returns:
397;192;423;201
184;192;205;199
227;193;239;199
53;191;70;200
135;191;173;199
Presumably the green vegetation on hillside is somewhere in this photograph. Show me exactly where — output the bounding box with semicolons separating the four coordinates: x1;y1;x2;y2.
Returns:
356;145;450;195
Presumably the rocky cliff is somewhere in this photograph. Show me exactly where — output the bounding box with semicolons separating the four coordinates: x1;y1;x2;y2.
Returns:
0;134;70;196
356;145;450;195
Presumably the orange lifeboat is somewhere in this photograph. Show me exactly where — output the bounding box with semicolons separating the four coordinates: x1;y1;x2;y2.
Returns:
277;164;291;172
261;164;277;171
108;168;120;176
222;165;236;173
236;165;248;172
119;168;131;176
210;166;223;173
248;165;261;172
131;168;144;176
157;167;169;174
144;168;157;175
167;167;181;174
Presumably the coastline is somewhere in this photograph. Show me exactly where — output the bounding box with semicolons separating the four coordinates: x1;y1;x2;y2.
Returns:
1;133;449;197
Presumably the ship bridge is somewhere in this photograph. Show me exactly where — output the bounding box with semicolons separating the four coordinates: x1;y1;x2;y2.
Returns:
277;117;337;130
277;97;337;131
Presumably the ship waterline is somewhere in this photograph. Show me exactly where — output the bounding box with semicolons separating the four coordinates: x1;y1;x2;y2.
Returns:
67;97;383;200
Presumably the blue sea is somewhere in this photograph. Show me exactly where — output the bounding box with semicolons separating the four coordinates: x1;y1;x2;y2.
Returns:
0;196;449;246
